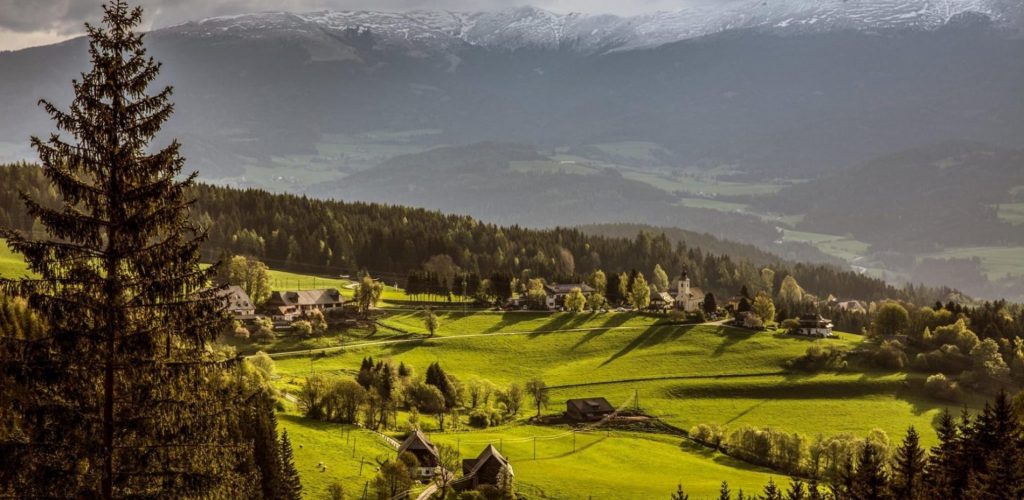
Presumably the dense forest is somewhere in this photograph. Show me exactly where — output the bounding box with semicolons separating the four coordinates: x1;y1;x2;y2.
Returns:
0;163;942;303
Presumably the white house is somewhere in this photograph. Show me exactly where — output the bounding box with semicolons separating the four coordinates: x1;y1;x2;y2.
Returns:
670;272;703;313
795;314;834;338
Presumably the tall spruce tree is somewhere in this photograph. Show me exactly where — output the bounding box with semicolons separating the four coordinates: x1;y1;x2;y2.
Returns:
924;410;963;499
0;2;256;497
852;443;889;500
890;426;926;500
280;430;303;500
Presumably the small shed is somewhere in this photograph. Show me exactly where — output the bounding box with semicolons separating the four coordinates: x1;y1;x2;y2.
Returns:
397;429;439;479
453;444;513;491
565;397;615;421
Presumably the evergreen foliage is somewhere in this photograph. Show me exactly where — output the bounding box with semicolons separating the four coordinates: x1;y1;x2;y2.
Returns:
0;3;257;497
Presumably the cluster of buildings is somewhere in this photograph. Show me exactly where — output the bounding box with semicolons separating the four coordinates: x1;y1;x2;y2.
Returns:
218;286;346;324
510;272;706;312
396;430;513;491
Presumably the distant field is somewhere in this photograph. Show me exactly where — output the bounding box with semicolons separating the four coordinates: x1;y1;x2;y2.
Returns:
676;197;750;212
995;203;1024;225
782;229;871;262
927;246;1024;279
623;170;786;197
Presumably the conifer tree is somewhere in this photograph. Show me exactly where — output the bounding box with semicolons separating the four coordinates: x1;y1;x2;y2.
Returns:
671;483;690;500
718;480;732;500
763;478;783;500
852;443;889;500
280;430;303;500
924;409;963;499
786;478;807;500
0;2;256;497
890;426;926;500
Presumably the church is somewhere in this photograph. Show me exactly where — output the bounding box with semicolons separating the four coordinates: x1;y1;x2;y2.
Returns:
669;271;704;312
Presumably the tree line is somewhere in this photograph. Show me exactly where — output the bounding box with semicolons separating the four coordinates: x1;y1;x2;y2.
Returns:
679;391;1024;500
0;163;936;304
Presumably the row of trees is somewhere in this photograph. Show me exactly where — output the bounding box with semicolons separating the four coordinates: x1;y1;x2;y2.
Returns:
683;391;1024;500
298;359;529;432
0;167;921;304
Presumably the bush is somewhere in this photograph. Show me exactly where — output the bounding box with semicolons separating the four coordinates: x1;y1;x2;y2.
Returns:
468;409;492;428
912;345;972;374
781;318;801;332
688;310;707;323
924;373;961;402
787;344;848;372
872;340;908;370
689;423;724;448
233;325;251;339
252;327;276;344
291;320;313;337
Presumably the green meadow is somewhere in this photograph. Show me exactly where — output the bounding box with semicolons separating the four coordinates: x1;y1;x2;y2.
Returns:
269;311;965;497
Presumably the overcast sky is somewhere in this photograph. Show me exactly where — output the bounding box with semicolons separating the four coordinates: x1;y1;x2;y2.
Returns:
0;0;716;51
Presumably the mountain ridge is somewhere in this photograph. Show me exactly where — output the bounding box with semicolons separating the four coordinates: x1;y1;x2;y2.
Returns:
161;0;1024;55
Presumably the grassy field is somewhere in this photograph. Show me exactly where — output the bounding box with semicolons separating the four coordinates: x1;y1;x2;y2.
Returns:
273;320;953;441
996;202;1024;225
781;229;872;263
280;412;405;499
926;246;1024;279
622;170;787;197
268;315;968;497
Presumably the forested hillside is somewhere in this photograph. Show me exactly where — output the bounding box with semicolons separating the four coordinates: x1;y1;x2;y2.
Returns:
0;163;931;302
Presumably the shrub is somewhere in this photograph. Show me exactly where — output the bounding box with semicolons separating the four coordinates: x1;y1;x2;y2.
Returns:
689;423;724;448
787;344;847;372
252;327;276;344
233;325;251;339
872;340;908;370
291;320;313;337
468;409;491;428
924;373;961;402
929;319;979;353
912;345;972;374
781;318;801;332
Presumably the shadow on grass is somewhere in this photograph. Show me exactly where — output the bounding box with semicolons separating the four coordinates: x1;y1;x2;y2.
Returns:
527;313;596;338
571;313;632;350
599;324;691;367
482;312;548;334
711;326;759;357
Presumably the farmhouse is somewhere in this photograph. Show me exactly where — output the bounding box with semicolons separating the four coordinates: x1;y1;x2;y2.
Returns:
648;290;675;311
216;285;256;318
795;314;834;337
835;300;866;313
565;397;615;421
453;444;513;491
543;283;594;309
669;272;704;312
397;429;439;479
262;288;344;320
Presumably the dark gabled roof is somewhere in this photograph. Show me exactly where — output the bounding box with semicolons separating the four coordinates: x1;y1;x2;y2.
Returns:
460;444;512;478
543;283;595;295
266;288;343;307
398;429;438;458
798;314;833;326
566;397;615;415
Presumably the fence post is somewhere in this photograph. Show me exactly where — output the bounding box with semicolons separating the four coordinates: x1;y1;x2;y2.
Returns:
533;437;537;460
359;457;364;476
352;437;357;458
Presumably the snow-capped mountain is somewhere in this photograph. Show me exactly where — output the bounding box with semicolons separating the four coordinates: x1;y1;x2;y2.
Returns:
165;0;1022;54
